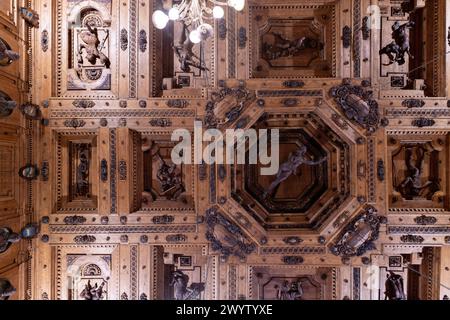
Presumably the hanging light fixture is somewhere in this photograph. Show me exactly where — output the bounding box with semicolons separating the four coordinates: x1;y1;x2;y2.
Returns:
152;0;245;42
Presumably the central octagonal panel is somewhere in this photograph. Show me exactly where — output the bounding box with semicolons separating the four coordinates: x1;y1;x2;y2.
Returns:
231;112;351;230
245;129;328;213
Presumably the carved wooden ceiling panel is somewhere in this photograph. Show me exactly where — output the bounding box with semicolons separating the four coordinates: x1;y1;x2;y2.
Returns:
1;0;450;301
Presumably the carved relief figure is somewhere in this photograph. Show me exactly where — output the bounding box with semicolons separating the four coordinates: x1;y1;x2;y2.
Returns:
0;278;16;300
76;146;90;197
277;279;304;300
264;145;326;198
0;38;20;65
380;21;415;66
79;280;107;300
263;32;323;61
384;271;406;300
170;270;205;300
395;146;439;199
155;152;185;201
174;23;208;73
0;228;20;254
77;23;111;70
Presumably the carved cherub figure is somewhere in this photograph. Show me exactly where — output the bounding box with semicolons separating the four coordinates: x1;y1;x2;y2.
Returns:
264;145;326;198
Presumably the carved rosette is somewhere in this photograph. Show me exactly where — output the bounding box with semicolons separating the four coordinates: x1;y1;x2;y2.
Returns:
330;80;380;133
63;215;87;225
414;215;437;225
74;235;96;244
330;206;385;258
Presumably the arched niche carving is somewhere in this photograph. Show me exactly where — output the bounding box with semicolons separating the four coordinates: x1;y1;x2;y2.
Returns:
66;255;111;300
66;0;112;91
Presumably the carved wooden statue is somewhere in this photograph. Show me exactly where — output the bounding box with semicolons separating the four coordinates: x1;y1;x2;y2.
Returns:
76;148;90;197
277;280;304;300
264;145;326;198
78;24;111;69
396;146;437;199
79;280;106;300
170;270;205;300
380;21;415;66
263;32;322;61
173;23;208;73
384;271;406;300
155;153;185;201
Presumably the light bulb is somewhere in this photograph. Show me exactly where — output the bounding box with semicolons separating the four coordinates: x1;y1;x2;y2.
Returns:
152;10;169;29
233;0;245;11
189;30;201;44
213;6;225;19
168;7;180;20
227;0;237;7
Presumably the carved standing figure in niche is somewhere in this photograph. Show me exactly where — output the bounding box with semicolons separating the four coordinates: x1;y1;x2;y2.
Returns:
396;146;438;199
0;278;16;300
384;271;406;300
78;23;110;69
0;228;20;254
80;280;106;300
263;32;323;61
380;21;415;66
264;145;326;198
0;38;20;64
174;23;208;73
277;279;304;300
170;270;205;300
76;148;90;197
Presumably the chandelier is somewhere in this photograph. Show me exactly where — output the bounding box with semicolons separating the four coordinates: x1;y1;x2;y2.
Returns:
152;0;245;43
